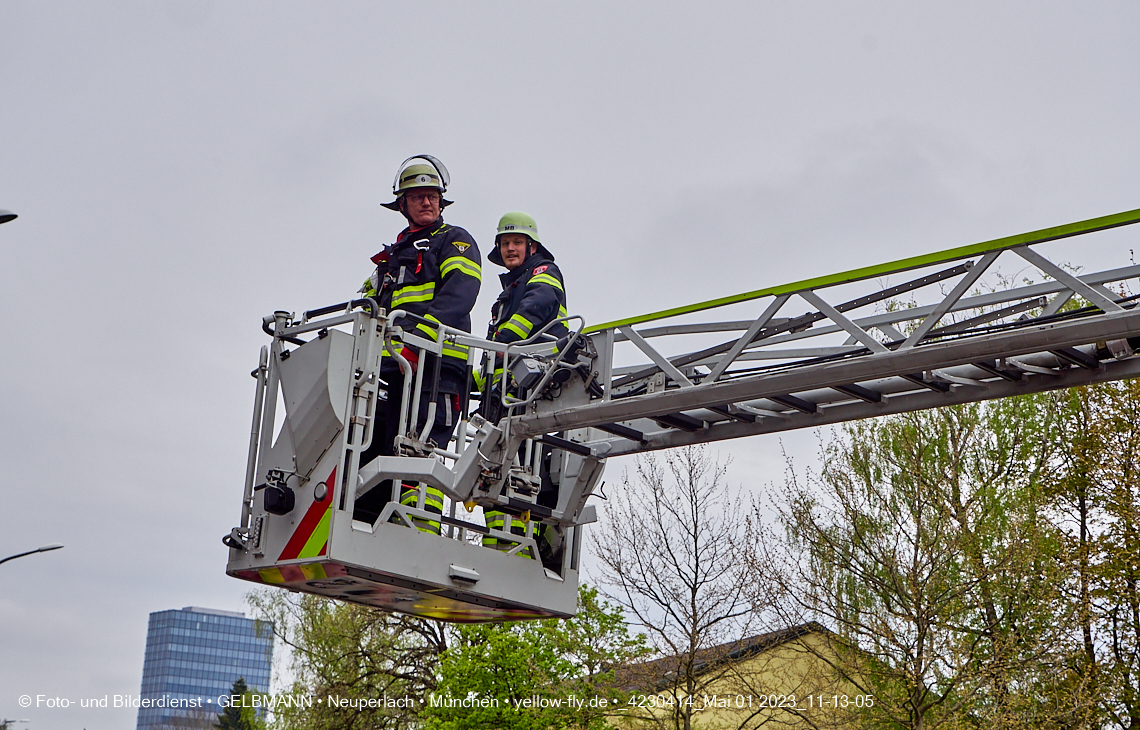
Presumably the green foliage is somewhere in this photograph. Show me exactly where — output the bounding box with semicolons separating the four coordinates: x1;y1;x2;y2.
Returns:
215;677;264;730
422;585;647;730
1049;379;1140;729
246;590;445;730
770;396;1078;729
247;584;643;730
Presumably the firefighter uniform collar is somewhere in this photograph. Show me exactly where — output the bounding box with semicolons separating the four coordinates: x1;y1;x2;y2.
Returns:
397;215;445;243
369;216;445;265
498;252;550;287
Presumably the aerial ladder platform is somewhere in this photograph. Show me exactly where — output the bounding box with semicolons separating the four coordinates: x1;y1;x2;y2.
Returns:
226;207;1140;622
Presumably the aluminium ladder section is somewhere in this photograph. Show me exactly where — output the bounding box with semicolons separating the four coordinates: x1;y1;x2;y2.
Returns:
506;207;1140;455
225;305;598;622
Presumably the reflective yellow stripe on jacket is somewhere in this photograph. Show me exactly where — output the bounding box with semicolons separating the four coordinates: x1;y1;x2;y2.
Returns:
408;314;471;363
400;484;443;535
482;510;534;558
416;313;442;342
529;272;563;291
442;341;470;360
392;282;436;308
501;313;535;340
441;255;482;282
472;366;506;392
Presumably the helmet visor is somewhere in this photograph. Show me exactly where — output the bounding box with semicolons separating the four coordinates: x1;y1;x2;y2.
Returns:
392;155;450;193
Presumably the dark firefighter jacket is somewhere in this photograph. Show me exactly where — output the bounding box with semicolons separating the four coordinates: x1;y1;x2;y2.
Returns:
489;253;568;345
483;252;568;554
366;216;481;384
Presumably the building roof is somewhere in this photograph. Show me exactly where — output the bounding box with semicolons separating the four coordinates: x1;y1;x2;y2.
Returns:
181;606;246;618
613;621;833;692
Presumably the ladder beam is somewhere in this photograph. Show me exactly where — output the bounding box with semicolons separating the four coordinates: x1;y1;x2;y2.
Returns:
586;207;1140;334
832;383;883;403
613;263;970;388
799;290;890;354
619;326;695;387
653;412;707;432
609;264;1140;385
703;294;790;384
612;319;793;341
769;394;818;414
624;352;1074;440
899;250;1001;349
652;262;1140;365
750;266;1140;351
1015;246;1124;313
971;360;1024;382
595;422;647;442
514;307;1140;437
708;405;758;423
1051;346;1101;370
900;373;952;393
608;346;865;373
928;297;1047;336
591;355;1140;457
876;323;907;341
1042;291;1074;317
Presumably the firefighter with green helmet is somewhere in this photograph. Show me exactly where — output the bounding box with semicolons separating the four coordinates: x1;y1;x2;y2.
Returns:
355;155;482;534
482;211;568;562
487;211;568;345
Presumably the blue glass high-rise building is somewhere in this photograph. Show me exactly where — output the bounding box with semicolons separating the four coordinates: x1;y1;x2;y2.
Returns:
136;606;274;730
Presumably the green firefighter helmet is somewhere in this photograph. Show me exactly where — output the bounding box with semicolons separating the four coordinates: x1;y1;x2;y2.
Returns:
382;155;454;211
490;211;555;266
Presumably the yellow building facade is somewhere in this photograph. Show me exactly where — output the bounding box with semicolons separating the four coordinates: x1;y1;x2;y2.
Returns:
614;623;869;730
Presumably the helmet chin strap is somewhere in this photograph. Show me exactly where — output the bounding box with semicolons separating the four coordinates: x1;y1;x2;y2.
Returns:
398;195;420;224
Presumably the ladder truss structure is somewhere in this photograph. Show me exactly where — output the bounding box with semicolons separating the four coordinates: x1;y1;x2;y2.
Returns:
517;207;1140;455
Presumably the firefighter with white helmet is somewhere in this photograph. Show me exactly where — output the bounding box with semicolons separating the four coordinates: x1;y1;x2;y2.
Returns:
356;155;482;532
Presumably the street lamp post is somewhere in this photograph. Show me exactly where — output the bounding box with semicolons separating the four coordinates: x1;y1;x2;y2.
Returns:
0;209;17;224
0;543;63;566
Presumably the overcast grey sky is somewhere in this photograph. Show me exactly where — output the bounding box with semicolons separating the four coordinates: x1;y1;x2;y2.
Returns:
3;2;1140;728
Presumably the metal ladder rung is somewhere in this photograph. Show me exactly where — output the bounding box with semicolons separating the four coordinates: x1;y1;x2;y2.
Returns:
537;434;592;457
972;360;1024;382
653;412;706;432
596;422;648;442
708;404;758;423
1051;347;1101;370
831;383;882;403
768;394;818;414
900;373;951;393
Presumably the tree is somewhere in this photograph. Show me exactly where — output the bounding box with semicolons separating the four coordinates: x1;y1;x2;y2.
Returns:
249;584;643;730
1049;379;1140;729
214;677;263;730
246;590;446;730
154;708;223;730
592;446;765;730
759;398;1081;729
422;585;648;730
